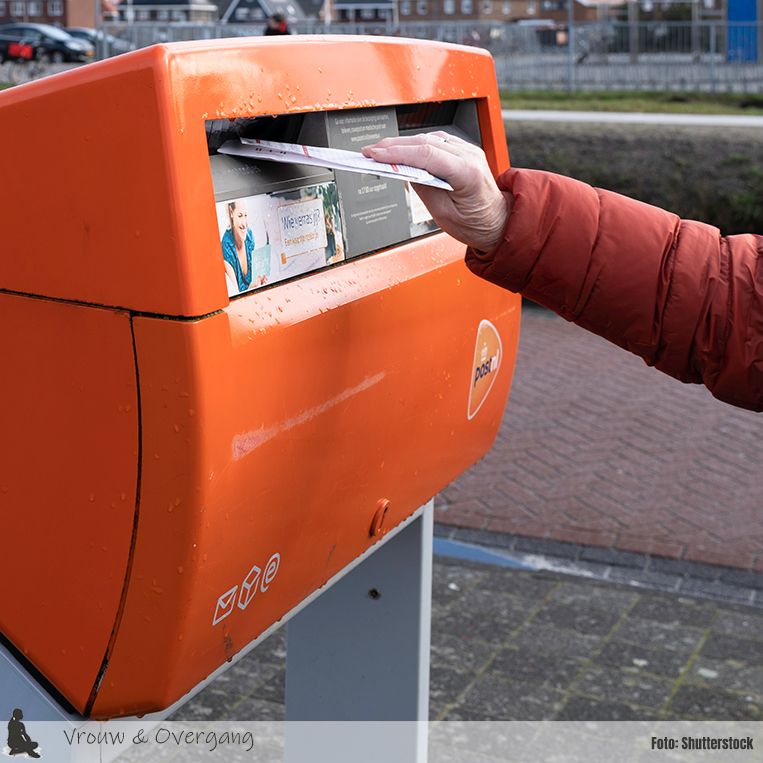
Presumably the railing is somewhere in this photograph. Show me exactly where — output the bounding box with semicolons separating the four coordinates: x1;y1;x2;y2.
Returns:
4;20;762;93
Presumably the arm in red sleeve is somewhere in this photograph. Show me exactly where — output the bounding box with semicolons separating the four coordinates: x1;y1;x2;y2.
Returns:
465;168;763;411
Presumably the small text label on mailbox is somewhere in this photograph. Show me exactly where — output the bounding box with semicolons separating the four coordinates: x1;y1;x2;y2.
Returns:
213;553;281;625
468;321;503;420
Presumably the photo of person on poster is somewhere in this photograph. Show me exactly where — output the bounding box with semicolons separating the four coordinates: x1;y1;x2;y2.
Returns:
220;199;271;296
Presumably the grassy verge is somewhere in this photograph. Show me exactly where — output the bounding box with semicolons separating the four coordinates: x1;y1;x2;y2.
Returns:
499;90;763;115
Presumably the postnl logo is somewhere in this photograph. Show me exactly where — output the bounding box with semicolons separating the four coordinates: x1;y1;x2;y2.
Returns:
468;320;502;420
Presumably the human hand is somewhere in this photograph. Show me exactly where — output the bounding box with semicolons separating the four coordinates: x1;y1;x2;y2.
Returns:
362;132;511;252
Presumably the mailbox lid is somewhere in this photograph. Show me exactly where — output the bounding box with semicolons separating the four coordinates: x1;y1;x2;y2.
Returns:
0;37;507;318
89;233;520;718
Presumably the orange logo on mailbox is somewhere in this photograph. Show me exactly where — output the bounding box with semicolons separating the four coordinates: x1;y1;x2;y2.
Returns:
468;320;502;420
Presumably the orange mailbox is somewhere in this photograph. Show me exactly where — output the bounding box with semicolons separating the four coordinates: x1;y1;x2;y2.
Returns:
0;36;520;719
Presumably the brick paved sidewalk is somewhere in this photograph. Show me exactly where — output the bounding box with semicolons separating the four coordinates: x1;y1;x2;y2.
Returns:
435;303;763;571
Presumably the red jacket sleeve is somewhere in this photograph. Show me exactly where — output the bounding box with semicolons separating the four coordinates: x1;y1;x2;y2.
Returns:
465;168;763;412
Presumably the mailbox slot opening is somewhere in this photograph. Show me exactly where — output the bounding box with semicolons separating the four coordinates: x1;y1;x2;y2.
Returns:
207;100;481;300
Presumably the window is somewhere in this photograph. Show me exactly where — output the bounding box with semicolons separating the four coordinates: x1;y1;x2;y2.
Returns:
11;2;23;15
460;0;471;11
400;0;411;12
482;0;491;11
360;7;375;18
137;9;151;19
171;9;185;19
27;0;41;13
234;6;248;18
48;0;62;14
502;0;510;12
526;0;535;12
0;2;5;12
416;0;427;13
444;0;454;12
157;9;169;19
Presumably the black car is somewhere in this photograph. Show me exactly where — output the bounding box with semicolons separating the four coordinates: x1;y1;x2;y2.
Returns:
0;23;94;63
65;27;135;55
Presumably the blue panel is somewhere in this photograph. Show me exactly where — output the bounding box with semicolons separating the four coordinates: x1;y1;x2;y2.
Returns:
728;0;758;61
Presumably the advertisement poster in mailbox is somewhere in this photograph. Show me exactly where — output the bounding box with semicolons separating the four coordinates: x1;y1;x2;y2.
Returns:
217;181;344;297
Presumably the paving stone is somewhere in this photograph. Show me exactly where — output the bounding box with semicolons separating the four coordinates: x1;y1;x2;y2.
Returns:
710;609;763;639
701;633;763;664
513;537;580;560
431;562;488;607
615;618;704;654
224;697;285;722
478;570;559;599
450;527;518;552
550;582;637;614
685;657;763;694
667;684;763;720
434;523;456;539
249;670;285;705
679;578;755;605
430;632;496;672
556;695;660;721
719;569;763;590
451;527;501;547
594;640;691;678
245;629;287;666
429;665;476;707
575;665;675;708
512;623;603;660
169;686;242;721
488;648;584;689
428;701;449;721
433;609;520;644
559;561;612;579
458;588;541;620
579;547;646;568
531;601;621;636
608;567;681;591
210;659;282;696
628;596;716;628
450;675;565;721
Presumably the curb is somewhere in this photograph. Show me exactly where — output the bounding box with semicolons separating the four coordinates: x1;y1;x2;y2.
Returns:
434;523;763;608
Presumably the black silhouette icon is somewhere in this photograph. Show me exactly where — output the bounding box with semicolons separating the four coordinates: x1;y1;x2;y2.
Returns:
7;710;40;758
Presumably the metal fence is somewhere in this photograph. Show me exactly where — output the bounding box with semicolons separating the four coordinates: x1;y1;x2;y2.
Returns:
3;20;761;92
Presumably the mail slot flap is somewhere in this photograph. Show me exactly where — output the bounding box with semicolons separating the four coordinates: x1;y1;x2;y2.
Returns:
0;37;507;317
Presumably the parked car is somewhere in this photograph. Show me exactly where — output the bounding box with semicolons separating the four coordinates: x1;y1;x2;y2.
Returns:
65;27;135;55
0;23;94;63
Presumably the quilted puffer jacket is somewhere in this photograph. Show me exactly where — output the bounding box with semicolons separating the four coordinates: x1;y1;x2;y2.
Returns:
465;169;763;412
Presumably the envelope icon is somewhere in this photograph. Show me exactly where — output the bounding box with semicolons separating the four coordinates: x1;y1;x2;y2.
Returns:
212;585;238;626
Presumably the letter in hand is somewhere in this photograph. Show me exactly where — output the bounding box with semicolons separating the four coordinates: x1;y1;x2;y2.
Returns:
362;132;511;253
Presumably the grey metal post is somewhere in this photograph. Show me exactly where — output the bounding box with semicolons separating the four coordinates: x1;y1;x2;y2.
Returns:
284;500;434;763
629;0;639;63
692;0;700;60
567;0;575;92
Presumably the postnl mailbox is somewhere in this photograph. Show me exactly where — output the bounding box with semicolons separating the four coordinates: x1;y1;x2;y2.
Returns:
0;36;520;719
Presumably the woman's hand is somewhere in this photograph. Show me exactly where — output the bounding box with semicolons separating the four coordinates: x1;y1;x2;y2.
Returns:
362;132;511;252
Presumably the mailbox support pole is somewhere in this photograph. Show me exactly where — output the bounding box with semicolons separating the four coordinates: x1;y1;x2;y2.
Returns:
284;499;433;763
